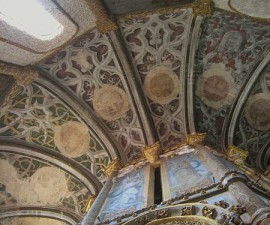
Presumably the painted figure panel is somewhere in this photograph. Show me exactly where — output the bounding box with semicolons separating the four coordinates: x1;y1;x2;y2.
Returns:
165;153;214;197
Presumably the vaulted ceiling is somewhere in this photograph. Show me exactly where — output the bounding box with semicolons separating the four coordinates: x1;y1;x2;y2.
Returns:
1;0;270;224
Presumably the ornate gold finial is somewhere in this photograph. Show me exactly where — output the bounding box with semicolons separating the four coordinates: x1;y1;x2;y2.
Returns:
105;158;122;177
85;0;117;33
142;142;161;164
0;62;38;107
84;195;96;213
227;145;248;167
187;133;207;146
192;0;214;17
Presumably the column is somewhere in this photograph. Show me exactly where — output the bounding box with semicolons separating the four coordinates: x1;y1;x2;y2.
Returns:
81;159;122;225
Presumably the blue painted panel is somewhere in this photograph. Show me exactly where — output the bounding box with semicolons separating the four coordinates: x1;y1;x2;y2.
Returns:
166;152;215;197
99;167;145;220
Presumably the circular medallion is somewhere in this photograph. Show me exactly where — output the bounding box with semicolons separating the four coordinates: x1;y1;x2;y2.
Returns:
30;167;70;204
229;0;270;20
245;93;270;131
143;66;180;104
54;121;90;158
196;64;238;109
93;85;130;121
203;75;229;102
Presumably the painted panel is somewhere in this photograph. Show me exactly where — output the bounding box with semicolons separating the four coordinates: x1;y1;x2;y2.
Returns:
161;152;215;200
99;165;153;221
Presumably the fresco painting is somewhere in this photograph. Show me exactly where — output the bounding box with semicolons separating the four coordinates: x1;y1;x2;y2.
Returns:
166;153;215;197
99;167;146;220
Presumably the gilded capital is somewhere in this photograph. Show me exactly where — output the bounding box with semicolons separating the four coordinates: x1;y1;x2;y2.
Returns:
192;0;214;17
142;142;161;164
0;62;38;86
105;158;122;177
227;145;248;167
0;62;38;107
187;133;207;146
84;195;96;213
85;0;117;33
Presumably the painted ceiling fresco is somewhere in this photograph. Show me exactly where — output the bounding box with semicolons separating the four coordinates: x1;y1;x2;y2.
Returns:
1;0;270;224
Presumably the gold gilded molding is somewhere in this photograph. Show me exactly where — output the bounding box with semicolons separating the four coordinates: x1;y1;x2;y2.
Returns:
105;158;122;177
84;195;96;213
181;206;193;216
227;145;248;167
142;142;161;164
187;133;207;146
0;62;38;107
192;0;213;17
85;0;117;33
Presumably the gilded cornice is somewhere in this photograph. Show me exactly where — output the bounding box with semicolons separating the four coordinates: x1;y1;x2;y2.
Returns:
104;158;122;177
192;0;213;17
85;0;117;33
187;133;207;146
142;142;161;164
0;62;38;107
227;145;248;167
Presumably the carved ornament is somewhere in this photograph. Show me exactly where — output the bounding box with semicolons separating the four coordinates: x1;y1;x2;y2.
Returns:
156;209;170;219
181;206;193;216
84;195;96;213
142;142;161;164
187;133;207;146
227;145;248;167
105;158;122;177
214;200;229;209
192;0;213;17
229;205;247;215
202;206;215;219
135;216;149;225
85;0;117;33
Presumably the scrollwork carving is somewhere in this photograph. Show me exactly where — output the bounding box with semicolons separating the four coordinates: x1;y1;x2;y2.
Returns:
202;206;215;219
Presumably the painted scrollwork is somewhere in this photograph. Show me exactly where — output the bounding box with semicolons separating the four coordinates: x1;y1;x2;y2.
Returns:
194;10;270;149
40;29;146;160
0;83;110;182
119;9;193;148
